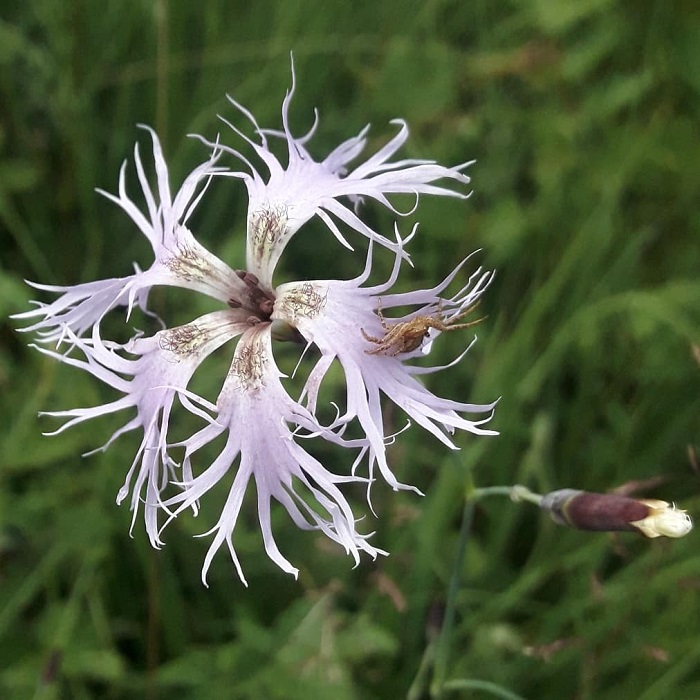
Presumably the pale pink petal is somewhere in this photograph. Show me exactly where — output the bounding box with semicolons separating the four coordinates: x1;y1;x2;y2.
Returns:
163;324;384;585
200;62;472;284
35;311;248;546
273;239;498;491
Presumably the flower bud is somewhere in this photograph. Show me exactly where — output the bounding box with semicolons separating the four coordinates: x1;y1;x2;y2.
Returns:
540;489;692;539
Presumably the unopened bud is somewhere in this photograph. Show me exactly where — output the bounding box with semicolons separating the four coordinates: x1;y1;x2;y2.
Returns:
630;499;694;538
540;489;692;539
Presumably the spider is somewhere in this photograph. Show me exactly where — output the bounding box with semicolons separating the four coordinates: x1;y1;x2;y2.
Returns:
361;299;484;356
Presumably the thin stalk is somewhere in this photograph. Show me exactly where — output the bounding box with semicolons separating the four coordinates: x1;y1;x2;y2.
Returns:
427;482;544;698
430;495;475;698
473;484;544;507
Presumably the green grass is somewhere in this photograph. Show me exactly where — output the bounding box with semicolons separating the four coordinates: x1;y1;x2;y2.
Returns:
2;1;699;698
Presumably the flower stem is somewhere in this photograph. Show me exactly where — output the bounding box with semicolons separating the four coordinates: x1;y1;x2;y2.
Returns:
430;490;475;698
429;482;543;698
472;483;544;507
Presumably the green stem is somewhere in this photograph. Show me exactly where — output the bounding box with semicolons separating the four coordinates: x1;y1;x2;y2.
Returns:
406;639;436;700
472;484;544;507
430;496;475;699
427;483;543;698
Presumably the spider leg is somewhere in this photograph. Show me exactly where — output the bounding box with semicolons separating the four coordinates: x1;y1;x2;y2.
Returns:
361;328;384;343
364;346;384;355
446;300;481;323
375;297;392;331
443;315;487;331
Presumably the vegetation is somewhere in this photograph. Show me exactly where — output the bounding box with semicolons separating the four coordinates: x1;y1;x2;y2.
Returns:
1;1;699;698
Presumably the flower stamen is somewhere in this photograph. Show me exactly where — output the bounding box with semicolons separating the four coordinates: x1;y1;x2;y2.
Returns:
234;269;276;321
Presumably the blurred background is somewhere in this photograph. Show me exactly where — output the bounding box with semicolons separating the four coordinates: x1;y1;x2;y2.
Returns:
1;1;699;698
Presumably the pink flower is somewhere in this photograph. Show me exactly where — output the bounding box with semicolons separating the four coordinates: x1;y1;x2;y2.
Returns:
15;67;496;583
200;62;473;286
274;235;498;493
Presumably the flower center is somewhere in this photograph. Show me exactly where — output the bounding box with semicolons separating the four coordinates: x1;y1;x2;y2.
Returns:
229;270;276;324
